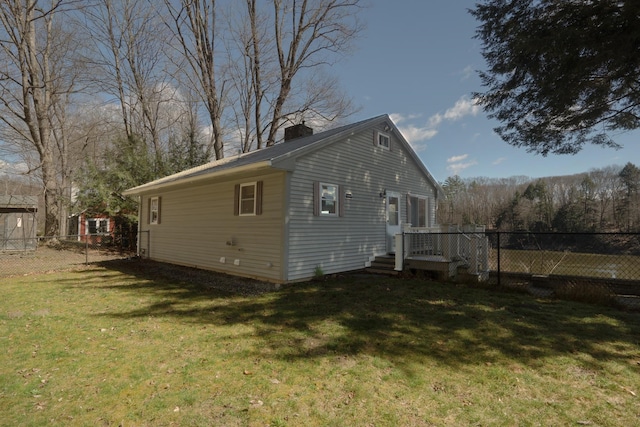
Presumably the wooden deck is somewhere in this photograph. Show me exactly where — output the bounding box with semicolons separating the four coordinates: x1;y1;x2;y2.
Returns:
367;254;456;279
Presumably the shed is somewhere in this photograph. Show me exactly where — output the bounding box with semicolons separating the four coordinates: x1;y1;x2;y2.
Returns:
0;195;38;251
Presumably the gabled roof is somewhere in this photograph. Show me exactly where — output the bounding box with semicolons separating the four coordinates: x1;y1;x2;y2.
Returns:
123;114;444;197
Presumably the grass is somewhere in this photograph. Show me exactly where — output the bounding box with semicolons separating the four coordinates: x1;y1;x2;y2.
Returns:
496;249;640;280
1;261;639;426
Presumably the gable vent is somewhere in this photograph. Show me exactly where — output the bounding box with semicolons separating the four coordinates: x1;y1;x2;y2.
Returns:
284;122;313;141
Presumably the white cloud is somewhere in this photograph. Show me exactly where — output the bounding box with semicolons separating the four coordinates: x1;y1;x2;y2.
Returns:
398;124;438;145
391;95;482;145
427;113;444;128
492;157;507;165
390;112;422;125
447;154;469;163
447;160;478;176
446;153;477;176
0;159;28;177
460;65;474;81
443;96;481;121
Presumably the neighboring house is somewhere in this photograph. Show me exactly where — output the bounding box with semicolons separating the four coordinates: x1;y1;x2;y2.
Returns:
0;195;38;251
123;114;444;283
68;212;116;244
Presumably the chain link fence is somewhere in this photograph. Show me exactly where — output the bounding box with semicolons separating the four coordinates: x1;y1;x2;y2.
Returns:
0;233;137;278
486;232;640;310
3;229;640;310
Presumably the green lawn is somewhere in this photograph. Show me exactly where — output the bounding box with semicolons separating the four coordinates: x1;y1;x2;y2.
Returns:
495;249;640;280
1;261;639;426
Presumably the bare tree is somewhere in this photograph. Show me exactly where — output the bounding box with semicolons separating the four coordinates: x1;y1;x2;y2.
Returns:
221;0;269;152
264;0;362;146
163;0;226;160
85;0;178;172
163;0;362;157
0;0;79;236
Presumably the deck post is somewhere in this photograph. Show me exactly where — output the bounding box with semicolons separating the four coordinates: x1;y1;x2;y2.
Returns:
480;235;489;274
470;235;478;274
442;232;451;260
394;233;404;271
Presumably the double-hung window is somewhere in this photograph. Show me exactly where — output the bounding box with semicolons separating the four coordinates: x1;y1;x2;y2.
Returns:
313;181;344;217
234;181;263;216
320;183;338;215
239;182;257;215
150;197;160;224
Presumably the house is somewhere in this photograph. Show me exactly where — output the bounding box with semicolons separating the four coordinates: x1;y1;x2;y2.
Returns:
123;115;445;283
0;195;38;251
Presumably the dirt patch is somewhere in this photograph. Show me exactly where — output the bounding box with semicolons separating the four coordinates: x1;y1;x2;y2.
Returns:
0;245;130;278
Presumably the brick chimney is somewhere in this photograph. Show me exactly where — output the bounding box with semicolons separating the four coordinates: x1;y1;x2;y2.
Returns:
284;122;313;141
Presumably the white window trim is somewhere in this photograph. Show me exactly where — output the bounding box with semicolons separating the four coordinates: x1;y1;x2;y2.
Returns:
239;182;257;216
320;182;339;216
150;197;160;224
377;131;391;150
87;218;110;235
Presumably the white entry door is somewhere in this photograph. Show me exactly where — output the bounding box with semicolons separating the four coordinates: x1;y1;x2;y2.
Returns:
385;191;401;253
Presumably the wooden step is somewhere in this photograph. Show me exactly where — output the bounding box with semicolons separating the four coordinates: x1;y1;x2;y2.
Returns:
365;256;398;275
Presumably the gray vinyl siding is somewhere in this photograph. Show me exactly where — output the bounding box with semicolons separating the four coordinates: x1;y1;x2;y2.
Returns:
286;125;438;281
138;170;287;282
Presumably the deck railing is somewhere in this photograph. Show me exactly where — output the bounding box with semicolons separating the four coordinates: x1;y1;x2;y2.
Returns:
395;225;489;278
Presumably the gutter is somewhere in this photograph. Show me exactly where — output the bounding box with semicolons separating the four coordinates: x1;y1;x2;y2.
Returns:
122;160;273;196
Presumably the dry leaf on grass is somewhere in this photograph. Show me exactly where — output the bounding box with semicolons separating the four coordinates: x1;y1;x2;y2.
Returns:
249;399;263;408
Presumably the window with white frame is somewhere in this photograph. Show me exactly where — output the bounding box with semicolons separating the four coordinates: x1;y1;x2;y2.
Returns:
377;131;390;149
234;181;263;216
320;183;338;215
408;195;428;227
87;218;109;234
239;182;257;215
150;197;160;224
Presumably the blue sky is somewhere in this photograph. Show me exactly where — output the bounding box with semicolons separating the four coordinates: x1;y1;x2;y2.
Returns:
333;0;639;182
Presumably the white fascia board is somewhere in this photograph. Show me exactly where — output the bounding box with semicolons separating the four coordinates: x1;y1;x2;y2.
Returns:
122;161;273;196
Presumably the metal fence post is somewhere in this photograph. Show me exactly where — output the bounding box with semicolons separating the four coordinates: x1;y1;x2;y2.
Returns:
497;231;501;287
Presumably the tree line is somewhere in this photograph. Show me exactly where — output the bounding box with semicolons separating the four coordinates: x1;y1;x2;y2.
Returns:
438;162;640;233
0;0;363;236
